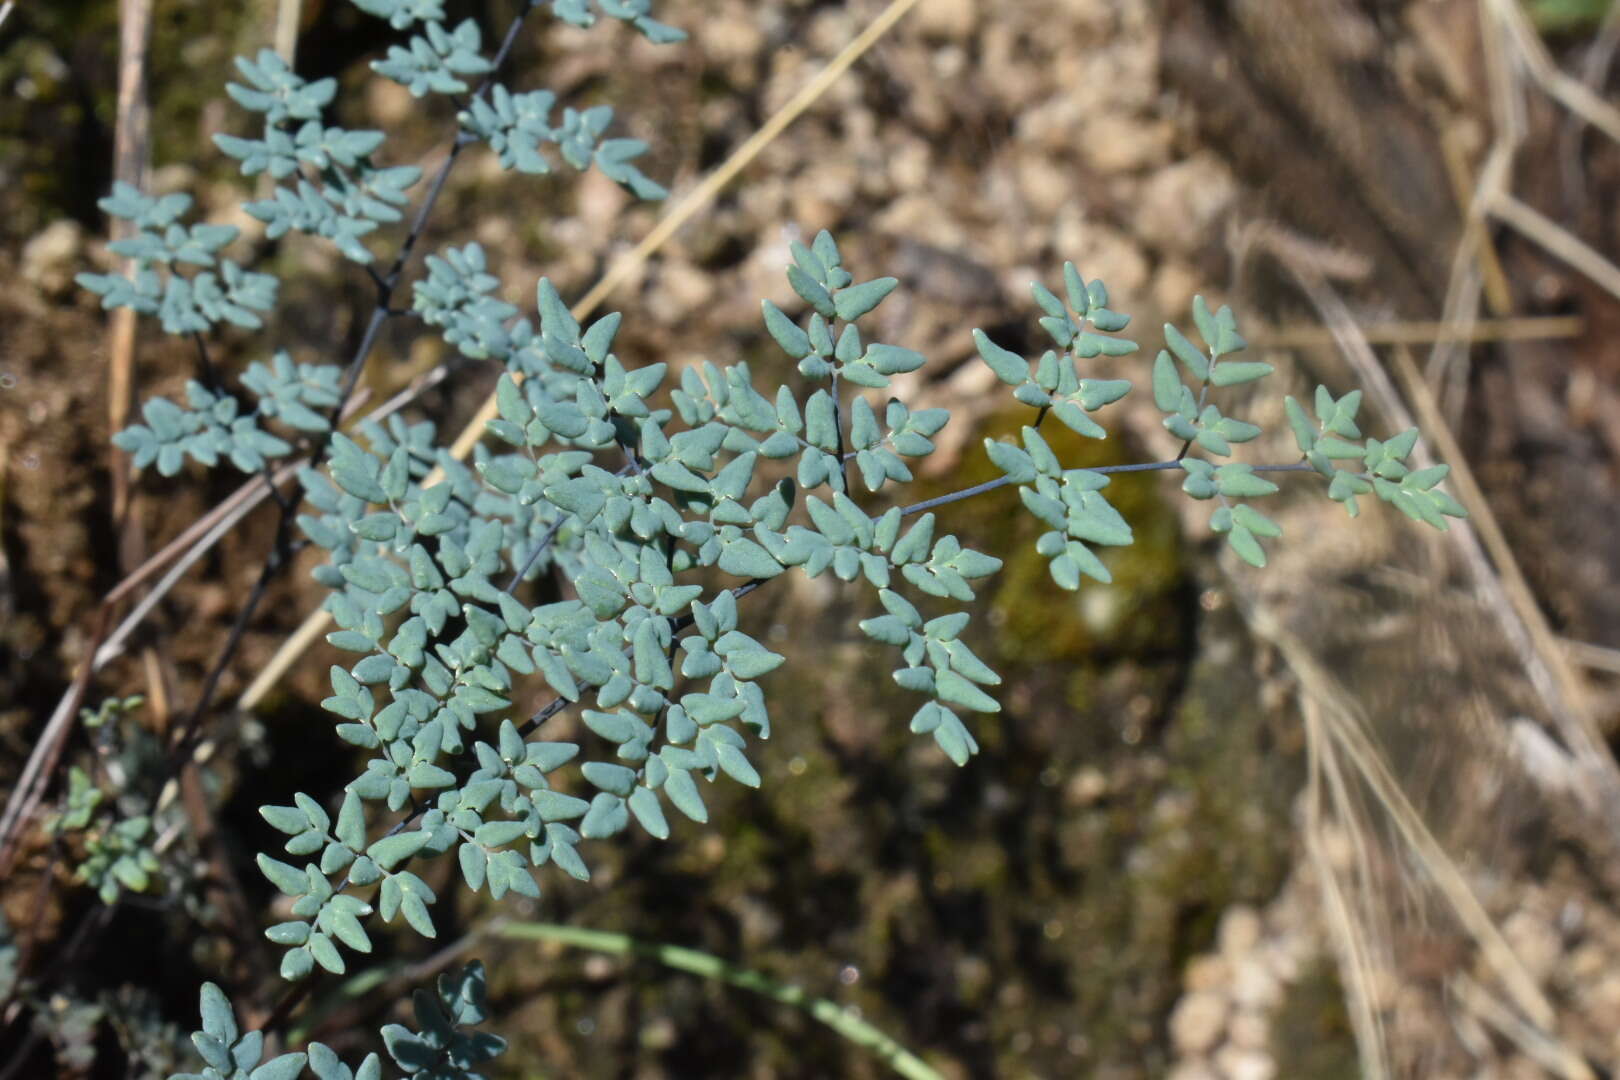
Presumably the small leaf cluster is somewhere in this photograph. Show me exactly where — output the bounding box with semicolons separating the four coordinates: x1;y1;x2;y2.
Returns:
971;284;1462;572
373;18;494;97
76;183;278;335
217;48;423;264
984;426;1134;588
57;784;161;906
1150;297;1271;452
760;232;923;394
972;262;1136;438
460;90;668;199
173;983;366;1080
380;961;506;1079
48;698;168;905
544;0;687;44
112;352;341;476
79;692;147;730
1285;387;1466;527
173;966;503;1080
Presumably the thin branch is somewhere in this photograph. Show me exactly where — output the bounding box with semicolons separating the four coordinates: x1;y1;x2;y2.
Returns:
163;519;296;766
189;330;220;391
898;459;1315;517
505;514;569;593
830;370;850;493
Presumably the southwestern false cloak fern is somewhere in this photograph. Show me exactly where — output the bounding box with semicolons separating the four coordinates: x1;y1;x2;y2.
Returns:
66;0;1468;1076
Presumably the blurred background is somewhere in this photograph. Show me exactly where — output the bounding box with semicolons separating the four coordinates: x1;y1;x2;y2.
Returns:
2;0;1620;1076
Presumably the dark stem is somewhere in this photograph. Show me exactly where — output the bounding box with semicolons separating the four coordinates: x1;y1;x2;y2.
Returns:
164;515;296;767
829;370;849;494
899;459;1315;517
189;331;220;391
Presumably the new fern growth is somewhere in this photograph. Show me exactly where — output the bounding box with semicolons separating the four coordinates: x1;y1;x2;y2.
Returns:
67;0;1466;1076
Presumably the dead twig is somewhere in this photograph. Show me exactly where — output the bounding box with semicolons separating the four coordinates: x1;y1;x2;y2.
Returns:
1252;315;1581;350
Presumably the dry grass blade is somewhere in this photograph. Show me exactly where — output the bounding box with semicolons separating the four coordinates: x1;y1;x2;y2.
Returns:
1561;637;1620;676
1250;605;1579;1063
1251;315;1581;350
240;0;926;711
1488;191;1620;305
1450;971;1596;1079
1439;123;1514;318
1428;2;1524;420
1303;697;1392;1080
1270;251;1609;821
94;466;302;670
1247;243;1611;1076
1390;342;1612;798
1483;0;1620;144
108;0;153;529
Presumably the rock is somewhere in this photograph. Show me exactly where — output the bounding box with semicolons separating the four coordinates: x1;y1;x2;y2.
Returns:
1585;970;1620;1020
365;77;415;127
1213;1045;1276;1080
791;162;857;233
1229;957;1281;1009
22;220;84;296
912;0;977;40
1169;990;1229;1055
576;168;631;233
1050;217;1150;297
1569;942;1608;981
1167;1062;1220;1080
149;162;196;196
1184;953;1232;992
1218;906;1263;959
1256;942;1300;983
1133;154;1237;255
887;136;932;195
645;258;717;325
875;193;969;250
1017;153;1074;219
1152;260;1202;320
704;7;763;66
1228;1009;1269;1050
1063;766;1109;808
1078;112;1173;175
1502;910;1563;985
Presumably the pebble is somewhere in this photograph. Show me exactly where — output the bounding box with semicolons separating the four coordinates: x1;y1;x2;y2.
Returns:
22;220;84;296
1167;1062;1220;1080
1017;154;1075;219
645;259;716;324
1230;957;1282;1010
1218;906;1263;959
1213;1045;1276;1080
1077;112;1173;175
1502;910;1562;985
1228;1010;1270;1051
911;0;978;40
1132;154;1236;255
1169;990;1229;1055
1183;954;1232;992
